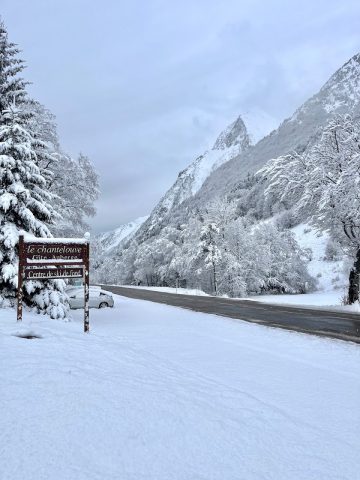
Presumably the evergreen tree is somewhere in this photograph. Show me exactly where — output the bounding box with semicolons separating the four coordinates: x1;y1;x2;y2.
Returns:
199;223;221;295
0;21;67;317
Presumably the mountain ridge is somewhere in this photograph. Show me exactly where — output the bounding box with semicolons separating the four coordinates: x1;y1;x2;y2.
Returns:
97;51;360;261
97;215;148;254
141;114;254;233
190;51;360;208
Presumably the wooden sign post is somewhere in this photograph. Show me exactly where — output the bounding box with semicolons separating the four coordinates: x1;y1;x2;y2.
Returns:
84;241;90;333
17;235;90;332
17;235;24;323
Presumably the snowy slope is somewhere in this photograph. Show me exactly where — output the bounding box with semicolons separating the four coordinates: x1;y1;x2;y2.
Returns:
97;215;148;253
1;297;359;480
291;224;347;293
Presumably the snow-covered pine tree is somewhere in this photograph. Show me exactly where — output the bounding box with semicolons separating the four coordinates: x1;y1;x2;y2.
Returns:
0;21;67;317
199;223;221;295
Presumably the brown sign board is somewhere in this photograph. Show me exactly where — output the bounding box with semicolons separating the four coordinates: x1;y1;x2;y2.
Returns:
25;267;84;280
24;243;87;262
17;235;90;333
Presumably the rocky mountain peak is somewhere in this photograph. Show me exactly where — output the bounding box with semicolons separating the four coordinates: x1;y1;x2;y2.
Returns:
212;116;251;151
318;52;360;112
290;52;360;121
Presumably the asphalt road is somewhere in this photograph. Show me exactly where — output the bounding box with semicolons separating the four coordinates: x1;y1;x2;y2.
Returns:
101;285;360;344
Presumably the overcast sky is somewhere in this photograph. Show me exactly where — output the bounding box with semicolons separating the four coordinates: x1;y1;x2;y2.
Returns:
2;0;360;231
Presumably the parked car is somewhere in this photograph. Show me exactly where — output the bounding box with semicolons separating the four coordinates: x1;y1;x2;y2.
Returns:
67;287;114;309
65;285;99;297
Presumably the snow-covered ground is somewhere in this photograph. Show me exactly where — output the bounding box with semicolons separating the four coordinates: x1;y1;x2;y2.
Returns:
291;223;347;292
120;285;209;296
1;295;359;480
244;291;360;313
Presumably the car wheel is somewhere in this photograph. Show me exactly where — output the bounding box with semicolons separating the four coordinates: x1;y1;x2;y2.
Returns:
99;302;108;308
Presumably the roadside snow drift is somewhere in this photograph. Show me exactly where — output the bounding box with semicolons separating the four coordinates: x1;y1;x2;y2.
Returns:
0;295;359;480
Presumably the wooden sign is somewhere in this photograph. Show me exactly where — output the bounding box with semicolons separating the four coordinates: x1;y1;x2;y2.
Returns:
17;235;90;332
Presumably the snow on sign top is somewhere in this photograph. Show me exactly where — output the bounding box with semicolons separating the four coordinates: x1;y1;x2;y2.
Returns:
24;237;89;244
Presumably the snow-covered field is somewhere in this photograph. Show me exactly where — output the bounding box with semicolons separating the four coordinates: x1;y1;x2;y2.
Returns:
245;290;349;307
121;285;209;296
1;294;359;480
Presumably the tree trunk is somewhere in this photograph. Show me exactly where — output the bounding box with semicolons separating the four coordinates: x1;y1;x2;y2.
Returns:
348;248;360;304
212;262;218;296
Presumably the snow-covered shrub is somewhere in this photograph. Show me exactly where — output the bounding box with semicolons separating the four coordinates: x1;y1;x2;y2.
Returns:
249;224;316;294
275;210;298;231
324;239;342;261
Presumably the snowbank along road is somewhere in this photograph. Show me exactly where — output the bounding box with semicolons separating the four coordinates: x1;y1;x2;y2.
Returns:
101;286;360;343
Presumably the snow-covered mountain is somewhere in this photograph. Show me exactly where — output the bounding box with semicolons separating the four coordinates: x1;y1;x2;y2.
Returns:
100;51;360;281
96;112;274;249
141;115;252;233
124;51;360;248
296;53;360;117
97;216;148;254
96;54;360;291
197;52;360;206
212;116;251;150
